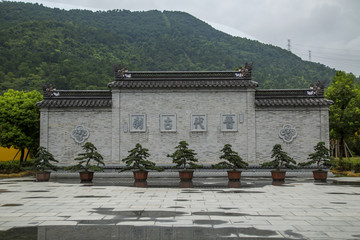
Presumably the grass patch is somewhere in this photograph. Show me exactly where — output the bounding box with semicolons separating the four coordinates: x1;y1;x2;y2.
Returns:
331;157;360;177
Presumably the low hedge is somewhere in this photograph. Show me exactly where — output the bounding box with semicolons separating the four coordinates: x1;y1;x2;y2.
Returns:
0;160;34;174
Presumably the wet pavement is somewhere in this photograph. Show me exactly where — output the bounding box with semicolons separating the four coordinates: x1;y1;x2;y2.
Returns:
0;174;360;239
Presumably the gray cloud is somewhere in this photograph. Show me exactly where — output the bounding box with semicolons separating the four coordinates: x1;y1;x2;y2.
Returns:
11;0;360;75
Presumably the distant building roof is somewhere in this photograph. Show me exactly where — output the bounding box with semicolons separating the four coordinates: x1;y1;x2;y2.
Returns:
108;71;259;89
255;89;333;107
36;90;111;108
36;71;332;108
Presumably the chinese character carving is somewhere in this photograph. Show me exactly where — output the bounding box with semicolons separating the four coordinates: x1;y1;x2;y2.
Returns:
221;114;238;132
191;114;207;132
71;126;89;143
279;124;297;143
160;114;176;132
194;117;205;130
164;117;173;130
223;116;235;129
130;115;146;132
133;116;144;130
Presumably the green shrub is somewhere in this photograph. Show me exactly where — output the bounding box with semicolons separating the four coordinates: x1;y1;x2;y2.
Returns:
0;160;34;174
354;163;360;173
338;159;353;171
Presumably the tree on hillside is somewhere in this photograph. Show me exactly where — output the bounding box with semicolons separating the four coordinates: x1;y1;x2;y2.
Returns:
0;89;43;162
325;71;360;159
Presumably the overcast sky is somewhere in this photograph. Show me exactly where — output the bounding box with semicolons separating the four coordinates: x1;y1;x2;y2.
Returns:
9;0;360;76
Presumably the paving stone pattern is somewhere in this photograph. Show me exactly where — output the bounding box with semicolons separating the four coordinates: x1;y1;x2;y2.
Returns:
0;177;359;239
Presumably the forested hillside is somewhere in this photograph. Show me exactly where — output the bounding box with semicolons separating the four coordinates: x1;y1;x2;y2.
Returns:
0;1;336;92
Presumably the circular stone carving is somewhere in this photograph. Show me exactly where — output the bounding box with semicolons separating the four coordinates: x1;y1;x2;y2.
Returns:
279;124;297;143
71;126;90;144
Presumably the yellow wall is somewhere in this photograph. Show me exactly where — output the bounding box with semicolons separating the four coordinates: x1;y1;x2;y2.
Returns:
0;147;28;161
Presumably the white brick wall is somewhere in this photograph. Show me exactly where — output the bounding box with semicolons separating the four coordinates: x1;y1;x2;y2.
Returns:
255;107;330;164
39;90;330;166
41;108;112;164
116;88;253;165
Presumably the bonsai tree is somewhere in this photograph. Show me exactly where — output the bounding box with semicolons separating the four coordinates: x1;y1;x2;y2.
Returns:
212;144;248;171
299;142;331;170
70;142;105;173
120;143;163;172
32;146;59;172
261;144;297;171
167;141;202;170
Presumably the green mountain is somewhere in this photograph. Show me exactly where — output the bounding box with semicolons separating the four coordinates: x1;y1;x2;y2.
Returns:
0;1;336;92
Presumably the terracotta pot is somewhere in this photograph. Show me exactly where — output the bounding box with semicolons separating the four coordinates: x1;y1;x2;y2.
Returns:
271;170;286;182
36;171;51;182
313;170;327;181
133;171;148;181
227;170;242;181
179;170;194;181
79;171;94;183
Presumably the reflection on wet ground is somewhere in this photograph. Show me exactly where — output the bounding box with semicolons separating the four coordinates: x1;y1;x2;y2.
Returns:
0;225;297;240
49;176;304;188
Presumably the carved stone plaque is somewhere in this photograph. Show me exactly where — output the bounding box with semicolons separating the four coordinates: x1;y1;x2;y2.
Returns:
221;114;238;132
71;126;89;143
279;124;297;143
130;114;146;132
160;114;177;132
191;114;207;132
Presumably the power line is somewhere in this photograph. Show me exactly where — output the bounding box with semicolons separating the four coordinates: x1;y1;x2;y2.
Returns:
292;42;360;52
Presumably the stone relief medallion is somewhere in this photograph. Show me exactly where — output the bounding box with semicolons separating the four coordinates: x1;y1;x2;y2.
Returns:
279;124;297;143
160;114;177;132
191;114;207;132
71;126;90;144
221;114;238;132
130;114;146;132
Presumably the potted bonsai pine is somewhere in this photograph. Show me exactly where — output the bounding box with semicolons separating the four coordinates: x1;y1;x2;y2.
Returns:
212;144;248;181
32;146;59;182
261;144;297;181
299;142;331;181
120;143;163;181
70;142;105;183
167;141;202;181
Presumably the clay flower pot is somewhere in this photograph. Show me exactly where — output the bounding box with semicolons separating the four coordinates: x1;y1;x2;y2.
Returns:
133;171;148;181
179;170;194;181
227;170;242;181
36;171;51;182
79;171;94;183
271;170;286;182
312;170;328;181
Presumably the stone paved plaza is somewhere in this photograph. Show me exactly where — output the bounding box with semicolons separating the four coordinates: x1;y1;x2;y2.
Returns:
0;174;360;239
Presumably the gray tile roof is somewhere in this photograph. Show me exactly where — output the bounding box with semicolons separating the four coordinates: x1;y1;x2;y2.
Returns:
36;90;111;108
108;71;258;89
255;89;333;107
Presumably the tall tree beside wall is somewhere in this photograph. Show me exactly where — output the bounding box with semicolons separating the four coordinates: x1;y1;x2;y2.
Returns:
325;71;360;159
0;90;43;162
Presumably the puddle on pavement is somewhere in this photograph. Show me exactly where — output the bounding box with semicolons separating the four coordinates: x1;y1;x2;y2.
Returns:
27;190;50;192
74;195;111;198
22;197;58;199
91;209;186;219
327;192;360;195
0;189;14;193
193;219;228;225
1;203;23;207
0;225;296;240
